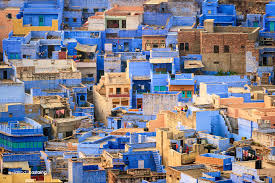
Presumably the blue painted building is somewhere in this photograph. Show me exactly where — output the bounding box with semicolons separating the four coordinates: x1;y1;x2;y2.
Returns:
0;64;47;152
123;150;163;173
127;59;151;109
262;2;275;35
199;0;237;26
17;0;64;29
63;0;109;28
243;14;262;28
68;160;106;183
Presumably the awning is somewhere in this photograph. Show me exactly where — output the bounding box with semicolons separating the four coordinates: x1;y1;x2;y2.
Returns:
184;60;204;69
75;43;97;53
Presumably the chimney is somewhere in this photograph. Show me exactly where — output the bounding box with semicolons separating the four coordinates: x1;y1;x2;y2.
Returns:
204;19;215;33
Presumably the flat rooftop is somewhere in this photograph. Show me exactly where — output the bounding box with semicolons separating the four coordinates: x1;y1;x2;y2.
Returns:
110;128;145;135
105;5;143;16
144;0;168;4
235;161;275;170
212;26;260;34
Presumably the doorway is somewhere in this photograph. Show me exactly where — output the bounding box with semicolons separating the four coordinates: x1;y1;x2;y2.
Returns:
48;45;55;58
3;70;7;79
39;16;44;26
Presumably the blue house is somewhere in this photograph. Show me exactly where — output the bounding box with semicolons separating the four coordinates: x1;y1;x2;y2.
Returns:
123;150;163;173
243;14;262;28
127;59;151;109
17;0;64;29
63;0;109;28
0;65;47;152
149;48;180;93
68;160;106;183
199;0;237;26
262;2;275;35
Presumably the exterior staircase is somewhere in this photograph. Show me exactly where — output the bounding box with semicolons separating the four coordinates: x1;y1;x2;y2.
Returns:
152;151;164;173
220;111;233;133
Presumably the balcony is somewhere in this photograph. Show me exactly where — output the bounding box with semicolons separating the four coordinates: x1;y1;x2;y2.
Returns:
108;94;130;98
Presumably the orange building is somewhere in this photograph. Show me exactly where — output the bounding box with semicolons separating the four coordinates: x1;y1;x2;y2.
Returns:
0;7;19;55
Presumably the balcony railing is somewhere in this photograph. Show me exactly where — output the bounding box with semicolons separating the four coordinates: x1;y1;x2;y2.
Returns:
108;94;130;98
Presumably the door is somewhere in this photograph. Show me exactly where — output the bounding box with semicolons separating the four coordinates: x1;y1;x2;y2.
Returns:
124;42;129;52
117;120;121;129
48;45;55;58
187;91;192;98
253;21;258;27
138;160;144;169
270;22;275;32
39;16;44;26
182;91;186;98
3;70;7;79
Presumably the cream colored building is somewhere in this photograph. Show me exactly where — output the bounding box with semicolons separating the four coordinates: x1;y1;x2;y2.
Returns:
93;72;131;123
156;128;206;167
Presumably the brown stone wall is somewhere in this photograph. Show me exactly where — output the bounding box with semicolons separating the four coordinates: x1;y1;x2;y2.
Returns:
178;29;201;56
200;32;259;74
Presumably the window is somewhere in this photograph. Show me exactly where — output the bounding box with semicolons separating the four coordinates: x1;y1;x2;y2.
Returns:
214;61;220;64
160;86;166;91
224;45;230;53
83;8;88;13
107;20;119;28
79;95;85;101
185;43;189;51
180;43;185;50
208;10;212;14
23;55;27;58
73;18;77;22
124;88;129;93
109;88;113;94
154;86;159;91
94;8;99;13
262;57;267;66
9;113;13;117
6;13;12;19
160;44;166;48
122;20;126;29
65;18;69;22
187;91;192;98
153;44;159;48
182;91;186;98
116;88;121;94
214;45;219;53
180;43;189;51
121;100;129;106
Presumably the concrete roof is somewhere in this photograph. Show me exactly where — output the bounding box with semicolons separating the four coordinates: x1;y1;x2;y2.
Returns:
3;161;29;170
150;58;173;64
105;5;143;16
144;0;168;4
